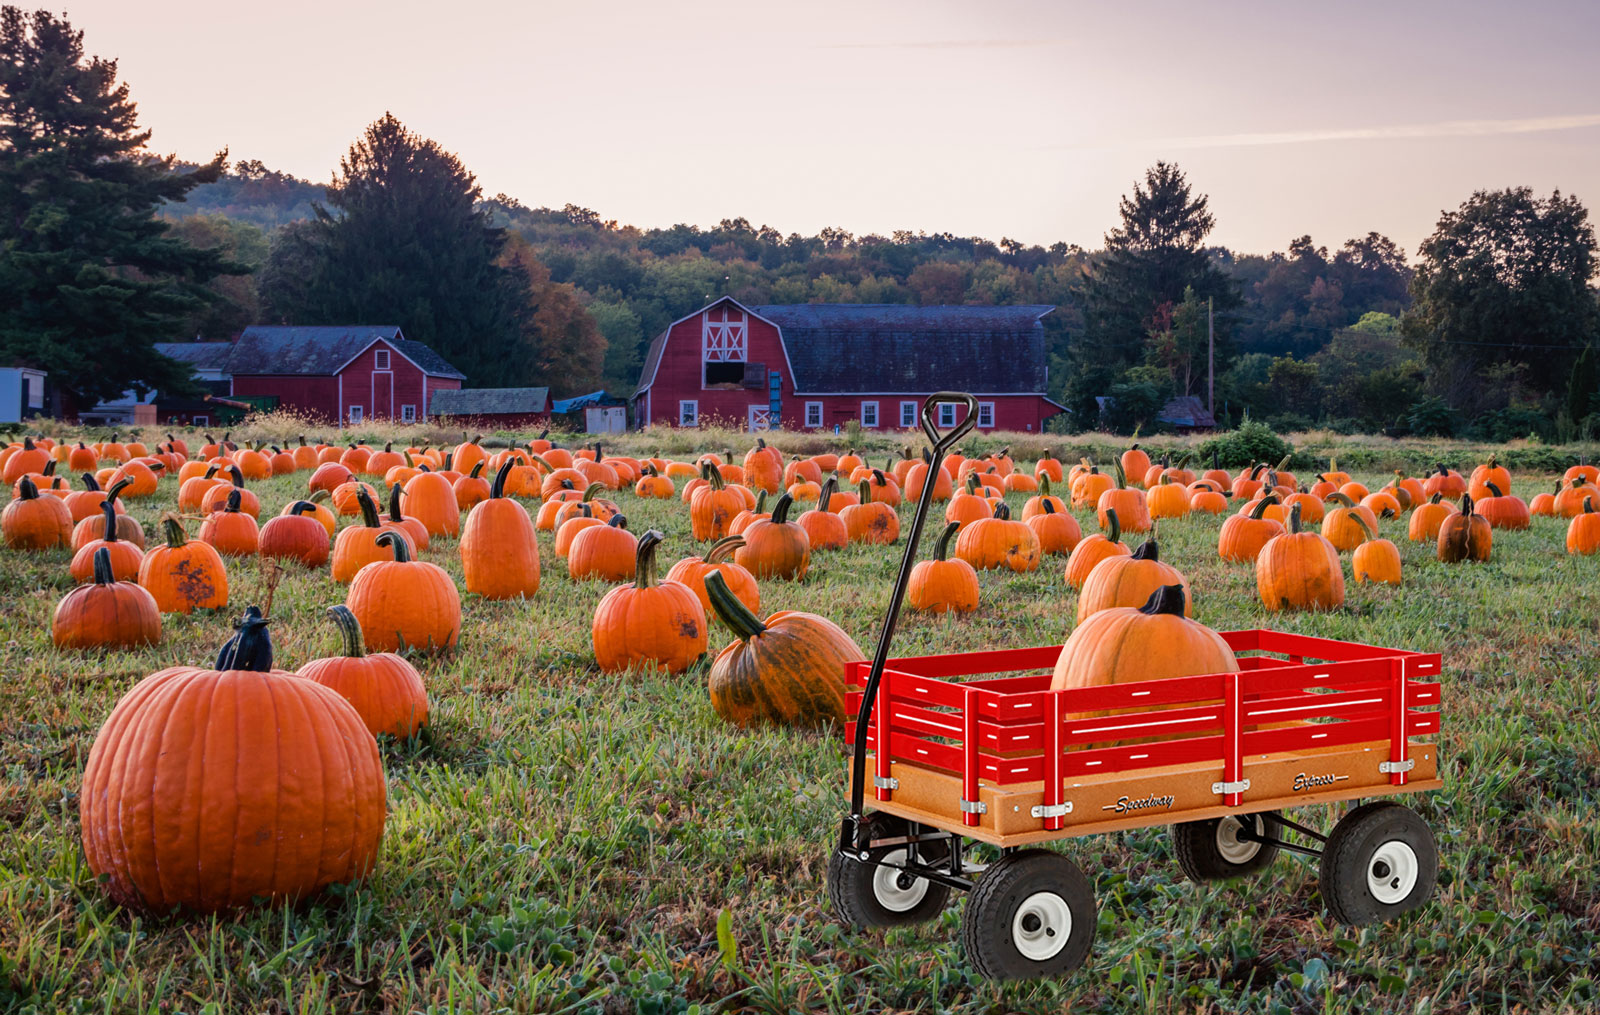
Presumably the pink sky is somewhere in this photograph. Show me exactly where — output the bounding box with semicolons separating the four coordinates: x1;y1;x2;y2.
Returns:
66;0;1600;256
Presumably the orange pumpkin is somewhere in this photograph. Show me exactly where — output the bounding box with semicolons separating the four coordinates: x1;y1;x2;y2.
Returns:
2;476;72;549
346;532;461;653
1437;494;1491;563
1408;493;1459;542
1217;496;1284;563
840;479;900;545
592;531;708;674
666;535;761;620
955;502;1039;572
1257;503;1345;612
796;478;849;552
1351;514;1402;586
298;605;429;739
1064;507;1133;589
54;546;161;649
907;521;980;614
1566;496;1600;555
568;515;639;582
1077;536;1190;624
1097;462;1151;534
1026;499;1081;556
69;501;143;582
198;489;260;557
259;501;331;568
1051;584;1236;693
138;515;228;613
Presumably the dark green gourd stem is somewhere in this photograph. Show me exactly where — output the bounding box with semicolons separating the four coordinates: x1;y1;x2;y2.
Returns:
704;570;765;641
933;520;960;560
327;605;365;658
91;546;115;585
375;530;412;562
216;606;272;671
635;529;665;588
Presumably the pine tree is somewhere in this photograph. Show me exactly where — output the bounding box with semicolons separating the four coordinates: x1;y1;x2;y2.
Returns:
0;7;242;404
259;114;529;386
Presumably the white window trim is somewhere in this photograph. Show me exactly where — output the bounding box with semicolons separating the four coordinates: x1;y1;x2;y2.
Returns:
977;402;995;428
374;349;390;369
860;401;879;428
899;401;917;428
192;415;209;426
679;400;699;427
401;404;416;422
805;401;823;427
348;405;364;423
938;403;957;427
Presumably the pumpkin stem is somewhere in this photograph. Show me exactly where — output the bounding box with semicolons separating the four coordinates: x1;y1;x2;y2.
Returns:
1247;495;1278;520
1325;491;1356;508
223;488;242;513
992;502;1010;520
1584;496;1595;515
1039;474;1051;496
80;472;100;491
770;492;795;525
288;500;317;516
160;513;187;548
1485;481;1503;498
858;478;872;503
16;476;37;500
216;606;272;671
100;499;118;542
229;464;244;488
634;529;666;588
1353;512;1377;543
1105;507;1121;543
703;461;726;491
1131;537;1158;561
933;519;960;560
355;485;381;528
581;481;606;503
1042;499;1057;515
704;534;745;564
90;545;115;585
1289;502;1303;534
608;514;628;530
325;605;365;658
704;570;766;641
375;529;412;562
1461;494;1475;517
1112;459;1127;489
1139;584;1187;617
816;477;838;514
753;489;767;514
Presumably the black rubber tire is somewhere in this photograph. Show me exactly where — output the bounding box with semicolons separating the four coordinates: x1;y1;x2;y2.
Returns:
961;849;1096;980
1172;811;1281;882
828;813;952;929
1319;801;1438;925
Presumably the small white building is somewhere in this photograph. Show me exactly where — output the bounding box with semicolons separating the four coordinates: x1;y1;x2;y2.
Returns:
0;366;47;424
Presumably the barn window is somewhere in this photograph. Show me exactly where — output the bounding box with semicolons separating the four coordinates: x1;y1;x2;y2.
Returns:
374;348;390;370
899;401;917;428
401;404;416;422
702;306;748;388
860;402;879;428
348;405;364;423
805;402;823;428
679;400;698;426
978;402;995;428
193;415;209;427
938;403;957;428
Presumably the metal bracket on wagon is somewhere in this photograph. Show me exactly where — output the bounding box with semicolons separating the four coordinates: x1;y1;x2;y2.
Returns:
960;798;988;815
873;775;900;790
1213;779;1251;795
1032;802;1073;819
1379;759;1415;774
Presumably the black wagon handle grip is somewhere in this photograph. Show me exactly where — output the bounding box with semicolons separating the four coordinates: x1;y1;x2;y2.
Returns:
920;392;979;455
847;391;979;822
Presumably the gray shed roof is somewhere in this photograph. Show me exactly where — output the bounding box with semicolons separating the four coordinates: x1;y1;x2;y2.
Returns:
155;341;234;371
430;387;549;416
634;299;1055;396
228;326;466;380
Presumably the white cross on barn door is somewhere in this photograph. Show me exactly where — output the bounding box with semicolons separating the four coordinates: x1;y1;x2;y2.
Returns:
748;406;771;432
703;307;748;362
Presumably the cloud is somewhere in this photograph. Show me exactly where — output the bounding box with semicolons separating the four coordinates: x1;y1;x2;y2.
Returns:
1107;113;1600;151
821;38;1072;50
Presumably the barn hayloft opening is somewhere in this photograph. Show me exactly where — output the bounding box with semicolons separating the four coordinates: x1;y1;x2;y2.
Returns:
704;361;746;387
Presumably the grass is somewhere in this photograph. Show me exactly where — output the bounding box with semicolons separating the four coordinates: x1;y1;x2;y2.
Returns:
1;428;1597;1014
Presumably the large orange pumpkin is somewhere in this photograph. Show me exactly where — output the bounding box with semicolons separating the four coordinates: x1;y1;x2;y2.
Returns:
1475;482;1529;530
1217;496;1284;563
1051;584;1236;692
79;610;385;913
704;571;863;728
592;531;708;674
138;515;229;614
346;532;462;653
400;469;461;538
332;486;416;584
840;479;899;544
1351;514;1402;586
197;488;260;557
297;605;429;739
458;459;540;600
259;501;331;568
1256;504;1345;612
54;546;161;650
1408;493;1458;542
2;476;72;549
955;502;1040;572
735;492;811;580
1026;499;1081;556
690;463;746;542
1097;462;1151;534
568;515;639;582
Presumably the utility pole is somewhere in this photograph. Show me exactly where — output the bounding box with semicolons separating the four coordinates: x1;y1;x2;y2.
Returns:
1207;296;1215;418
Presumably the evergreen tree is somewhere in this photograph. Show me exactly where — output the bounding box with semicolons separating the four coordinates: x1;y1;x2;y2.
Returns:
0;7;241;404
1069;162;1237;421
259;114;529;386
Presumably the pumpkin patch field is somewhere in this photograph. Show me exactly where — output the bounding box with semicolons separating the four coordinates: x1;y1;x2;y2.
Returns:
0;424;1596;1014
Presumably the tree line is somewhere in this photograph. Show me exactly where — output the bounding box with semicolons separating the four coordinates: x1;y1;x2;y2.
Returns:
3;6;1596;438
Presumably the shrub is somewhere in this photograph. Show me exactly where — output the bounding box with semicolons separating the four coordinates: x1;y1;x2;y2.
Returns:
1195;415;1291;468
1406;397;1457;437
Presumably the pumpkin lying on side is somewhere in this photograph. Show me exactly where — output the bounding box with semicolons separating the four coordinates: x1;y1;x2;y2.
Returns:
54;546;161;650
79;608;386;914
908;521;980;614
297;606;429;739
592;530;707;674
704;571;864;728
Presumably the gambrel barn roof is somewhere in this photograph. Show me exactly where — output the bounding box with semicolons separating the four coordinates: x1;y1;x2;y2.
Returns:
634;300;1054;396
228;326;466;379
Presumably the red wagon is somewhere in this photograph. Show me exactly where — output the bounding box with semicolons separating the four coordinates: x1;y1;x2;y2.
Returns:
828;395;1445;980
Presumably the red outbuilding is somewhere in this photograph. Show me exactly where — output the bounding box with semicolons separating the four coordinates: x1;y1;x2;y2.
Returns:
631;299;1065;434
226;326;465;424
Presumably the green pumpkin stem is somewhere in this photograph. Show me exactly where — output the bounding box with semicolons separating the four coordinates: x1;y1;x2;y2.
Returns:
704;534;744;564
1105;507;1121;543
90;545;115;585
858;478;872;503
770;492;795;525
816;477;838;514
375;529;412;563
100;500;118;542
327;605;365;658
634;529;665;588
1247;495;1278;520
160;514;187;548
355;485;381;528
933;520;960;560
704;570;766;641
1289;502;1303;534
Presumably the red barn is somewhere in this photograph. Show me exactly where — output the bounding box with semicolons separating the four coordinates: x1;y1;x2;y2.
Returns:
227;326;465;424
631;299;1065;433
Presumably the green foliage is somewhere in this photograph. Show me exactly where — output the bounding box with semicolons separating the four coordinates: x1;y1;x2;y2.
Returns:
1406;396;1457;437
0;7;245;403
1229;234;1411;359
1102;366;1173;434
1195;414;1290;467
1566;344;1598;423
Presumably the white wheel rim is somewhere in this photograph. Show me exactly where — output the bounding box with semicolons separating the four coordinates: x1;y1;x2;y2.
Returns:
872;849;929;912
1011;891;1072;961
1216;815;1262;865
1367;840;1420;904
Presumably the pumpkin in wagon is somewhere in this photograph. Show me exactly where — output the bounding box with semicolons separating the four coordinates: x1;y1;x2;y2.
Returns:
592;530;708;674
704;571;864;728
955;502;1040;573
1064;507;1133;589
1052;584;1236;692
79;609;385;913
346;532;462;653
1437;494;1491;563
908;521;980;614
1256;503;1345;612
459;459;540;599
54;546;161;649
298;605;429;739
1077;536;1191;624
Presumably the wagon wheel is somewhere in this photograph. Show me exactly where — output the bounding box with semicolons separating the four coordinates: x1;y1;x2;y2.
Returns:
961;849;1095;980
1172;811;1281;882
828;812;952;928
1319;801;1438;925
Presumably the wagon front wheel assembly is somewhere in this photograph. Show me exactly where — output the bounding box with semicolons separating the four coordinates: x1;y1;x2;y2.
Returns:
1319;801;1438;925
1172;811;1281;882
961;849;1096;980
828;812;951;928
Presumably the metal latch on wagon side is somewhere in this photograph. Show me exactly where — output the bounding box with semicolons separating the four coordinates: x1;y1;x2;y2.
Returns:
1379;759;1415;774
1212;779;1251;795
1031;802;1073;819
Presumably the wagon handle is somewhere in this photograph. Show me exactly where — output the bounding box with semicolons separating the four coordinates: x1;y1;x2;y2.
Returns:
849;392;979;820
